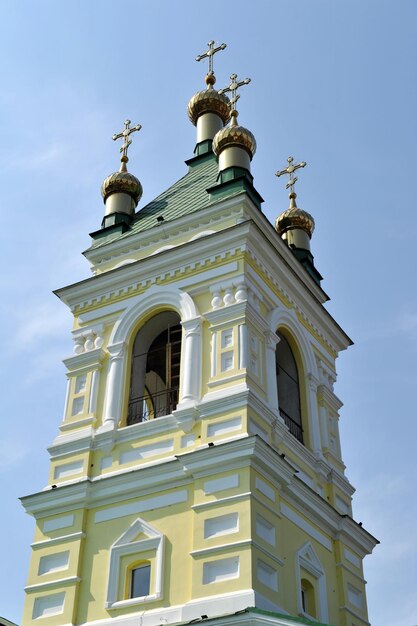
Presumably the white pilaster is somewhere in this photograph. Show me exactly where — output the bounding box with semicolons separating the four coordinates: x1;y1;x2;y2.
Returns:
264;330;280;413
180;317;202;404
101;342;127;431
238;324;248;370
307;374;323;455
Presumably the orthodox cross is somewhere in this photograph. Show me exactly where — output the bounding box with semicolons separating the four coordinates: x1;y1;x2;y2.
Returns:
275;156;307;194
219;73;251;110
196;40;227;76
112;119;142;161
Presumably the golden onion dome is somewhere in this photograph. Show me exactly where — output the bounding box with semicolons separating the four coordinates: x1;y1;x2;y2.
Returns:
275;193;315;239
212;113;257;160
187;74;231;126
101;159;143;207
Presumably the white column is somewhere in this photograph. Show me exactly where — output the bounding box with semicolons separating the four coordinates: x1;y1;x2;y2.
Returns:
264;330;280;413
102;342;127;430
318;395;329;450
61;378;71;422
180;317;202;404
210;331;217;378
307;374;323;455
238;324;248;369
88;368;101;415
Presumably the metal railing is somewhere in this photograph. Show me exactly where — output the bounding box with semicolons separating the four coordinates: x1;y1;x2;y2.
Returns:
127;387;179;425
279;408;304;444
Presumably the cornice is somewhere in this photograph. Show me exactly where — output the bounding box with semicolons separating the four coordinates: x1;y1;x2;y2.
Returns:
83;193;252;268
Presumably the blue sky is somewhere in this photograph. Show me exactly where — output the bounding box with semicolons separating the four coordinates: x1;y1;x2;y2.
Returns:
0;1;416;624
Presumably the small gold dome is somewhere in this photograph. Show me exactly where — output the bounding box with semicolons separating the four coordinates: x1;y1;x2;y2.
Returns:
275;194;315;238
101;165;143;207
212;114;257;160
188;85;231;126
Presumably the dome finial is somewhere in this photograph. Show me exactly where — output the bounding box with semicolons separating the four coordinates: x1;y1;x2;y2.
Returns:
218;73;251;120
100;119;143;229
213;73;256;174
195;40;227;88
275;156;307;197
112;119;142;171
275;156;315;250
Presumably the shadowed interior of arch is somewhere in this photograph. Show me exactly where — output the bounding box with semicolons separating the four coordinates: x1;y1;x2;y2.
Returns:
127;311;182;424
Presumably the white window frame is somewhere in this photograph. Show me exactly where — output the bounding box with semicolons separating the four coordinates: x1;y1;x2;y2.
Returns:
296;542;328;623
106;517;164;609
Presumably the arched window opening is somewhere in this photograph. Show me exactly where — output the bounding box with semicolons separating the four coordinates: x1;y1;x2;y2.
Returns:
301;578;316;618
275;331;303;443
130;562;151;599
128;311;181;425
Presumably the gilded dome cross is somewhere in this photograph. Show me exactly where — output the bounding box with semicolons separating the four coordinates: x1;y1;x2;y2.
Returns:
276;156;307;195
219;73;251;110
112;119;142;161
196;40;227;77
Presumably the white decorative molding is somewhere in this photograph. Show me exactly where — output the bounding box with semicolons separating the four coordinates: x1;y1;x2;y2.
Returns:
54;460;84;480
202;556;240;584
255;477;275;502
72;324;104;355
207;417;242;438
281;503;332;551
106;517;164;609
32;592;65;619
119;439;174;464
180;316;202;404
296;541;329;623
43;515;75;533
204;513;239;539
95;489;188;524
38;551;70;575
255;514;276;546
203;474;239;495
344;548;361;568
31;532;85;549
257;559;278;591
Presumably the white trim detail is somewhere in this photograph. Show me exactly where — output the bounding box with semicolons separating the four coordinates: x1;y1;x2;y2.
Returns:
43;515;75;533
203;474;239;495
202;556;240;584
95;489;188;523
296;541;329;623
38;551;70;575
32;592;65;619
106;517;164;609
255;477;275;502
207;417;242;438
54;460;84;480
204;513;239;539
120;439;174;464
100;285;200;430
281;503;332;551
344;548;361;568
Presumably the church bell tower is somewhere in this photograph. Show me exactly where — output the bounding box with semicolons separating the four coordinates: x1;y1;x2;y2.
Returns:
21;42;377;626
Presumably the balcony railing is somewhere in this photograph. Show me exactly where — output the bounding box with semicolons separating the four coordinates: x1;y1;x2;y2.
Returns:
127;387;179;424
279;408;304;444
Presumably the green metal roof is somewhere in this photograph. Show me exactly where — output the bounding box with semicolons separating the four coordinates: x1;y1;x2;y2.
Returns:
90;152;219;250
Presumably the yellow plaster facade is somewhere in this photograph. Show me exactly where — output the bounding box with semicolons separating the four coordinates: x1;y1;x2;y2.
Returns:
21;74;377;626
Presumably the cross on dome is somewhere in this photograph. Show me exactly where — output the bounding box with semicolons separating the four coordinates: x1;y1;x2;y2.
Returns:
219;73;251;112
112;119;142;163
195;40;227;81
276;156;307;195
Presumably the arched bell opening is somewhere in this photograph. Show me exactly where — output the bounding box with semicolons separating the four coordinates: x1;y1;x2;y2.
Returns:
275;329;304;444
127;311;182;425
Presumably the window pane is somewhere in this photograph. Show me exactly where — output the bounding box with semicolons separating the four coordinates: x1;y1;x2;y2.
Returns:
130;564;150;598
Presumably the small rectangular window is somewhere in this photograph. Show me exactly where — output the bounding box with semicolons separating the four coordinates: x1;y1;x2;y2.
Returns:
131;564;151;598
75;375;87;394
